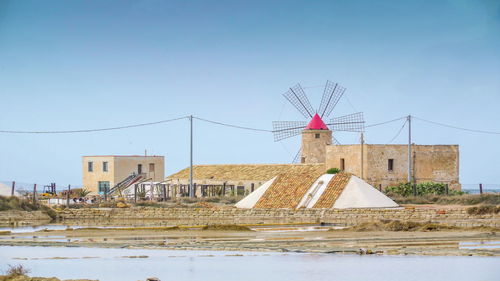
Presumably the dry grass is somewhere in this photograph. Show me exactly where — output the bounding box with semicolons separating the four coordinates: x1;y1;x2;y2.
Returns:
201;224;252;231
343;220;459;232
5;264;30;276
389;193;500;205
467;205;500;215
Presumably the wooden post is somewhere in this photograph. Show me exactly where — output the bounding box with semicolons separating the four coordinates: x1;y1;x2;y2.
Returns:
134;184;137;203
378;184;382;192
11;181;15;196
163;185;167;201
479;183;483;195
33;184;37;204
445;184;449;195
66;185;71;208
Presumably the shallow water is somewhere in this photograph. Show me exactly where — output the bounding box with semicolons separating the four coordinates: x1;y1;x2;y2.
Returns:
0;246;499;281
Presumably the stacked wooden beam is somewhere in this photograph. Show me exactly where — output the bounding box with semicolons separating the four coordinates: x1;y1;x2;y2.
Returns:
312;172;351;208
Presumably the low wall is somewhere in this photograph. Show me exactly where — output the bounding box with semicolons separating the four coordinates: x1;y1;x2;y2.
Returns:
0;210;52;226
58;207;500;228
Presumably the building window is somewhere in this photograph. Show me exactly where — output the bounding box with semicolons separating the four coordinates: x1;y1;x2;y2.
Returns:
315;133;320;139
388;159;394;171
88;161;93;172
103;161;108;172
98;181;110;194
301;157;306;163
340;158;345;170
149;163;155;173
138;164;143;174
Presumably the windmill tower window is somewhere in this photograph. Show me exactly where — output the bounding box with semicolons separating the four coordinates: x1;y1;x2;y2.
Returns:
388;159;394;171
315;133;320;138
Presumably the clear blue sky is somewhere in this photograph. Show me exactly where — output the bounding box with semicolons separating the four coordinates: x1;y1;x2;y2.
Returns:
1;0;499;186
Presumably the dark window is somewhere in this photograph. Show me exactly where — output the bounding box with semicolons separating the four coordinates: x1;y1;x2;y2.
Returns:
340;158;345;170
388;159;394;171
149;163;155;173
103;161;108;172
138;164;142;174
315;133;320;139
98;181;109;194
88;161;93;172
301;157;306;163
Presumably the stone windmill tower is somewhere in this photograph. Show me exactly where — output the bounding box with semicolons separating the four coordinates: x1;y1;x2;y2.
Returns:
273;81;365;164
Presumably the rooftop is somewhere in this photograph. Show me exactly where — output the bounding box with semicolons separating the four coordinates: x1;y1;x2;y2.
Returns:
167;164;324;181
83;155;164;158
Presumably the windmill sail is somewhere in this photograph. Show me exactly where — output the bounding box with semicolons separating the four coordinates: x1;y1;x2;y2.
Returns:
328;112;365;132
318;80;345;118
283;84;315;119
272;121;308;141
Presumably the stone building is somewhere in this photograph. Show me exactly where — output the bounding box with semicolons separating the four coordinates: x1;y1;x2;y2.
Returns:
324;144;460;190
299;118;460;189
82;155;165;194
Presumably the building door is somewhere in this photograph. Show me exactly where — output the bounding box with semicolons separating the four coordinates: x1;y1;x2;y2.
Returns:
98;181;110;195
138;164;142;174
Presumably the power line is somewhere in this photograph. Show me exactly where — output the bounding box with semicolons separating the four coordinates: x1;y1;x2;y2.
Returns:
387;118;407;144
193;117;272;132
365;116;407;128
0;116;189;134
413;116;500;135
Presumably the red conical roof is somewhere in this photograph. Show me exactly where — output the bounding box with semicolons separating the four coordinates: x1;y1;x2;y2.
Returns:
306;113;329;130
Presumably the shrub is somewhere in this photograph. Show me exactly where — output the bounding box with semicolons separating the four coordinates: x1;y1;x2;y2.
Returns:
326;168;341;174
385;182;447;197
6;264;30;276
467;205;500;215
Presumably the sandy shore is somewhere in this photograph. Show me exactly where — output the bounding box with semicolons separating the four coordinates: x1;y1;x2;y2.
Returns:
1;224;499;256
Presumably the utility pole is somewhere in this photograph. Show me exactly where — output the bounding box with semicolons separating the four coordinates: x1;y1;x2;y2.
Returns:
360;132;364;179
189;115;194;198
407;115;416;195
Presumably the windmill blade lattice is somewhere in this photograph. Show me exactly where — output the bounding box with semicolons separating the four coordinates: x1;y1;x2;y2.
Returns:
272;121;308;141
318;80;346;118
283;84;315;119
328;112;365;132
292;149;301;164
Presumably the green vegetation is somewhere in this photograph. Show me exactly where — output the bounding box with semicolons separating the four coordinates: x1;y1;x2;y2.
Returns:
76;188;92;197
0;196;57;219
389;193;500;205
467;205;500;215
326;168;341;174
385;182;460;196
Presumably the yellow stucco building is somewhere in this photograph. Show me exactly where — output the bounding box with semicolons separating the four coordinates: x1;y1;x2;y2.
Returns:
82;155;165;194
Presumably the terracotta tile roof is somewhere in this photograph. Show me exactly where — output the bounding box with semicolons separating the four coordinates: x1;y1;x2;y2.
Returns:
167;164;324;182
312;172;351;208
254;168;323;208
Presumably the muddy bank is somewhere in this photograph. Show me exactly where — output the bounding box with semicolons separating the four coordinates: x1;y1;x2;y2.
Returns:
0;274;95;281
0;222;498;256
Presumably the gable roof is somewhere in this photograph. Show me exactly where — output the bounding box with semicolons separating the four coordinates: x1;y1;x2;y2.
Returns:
167;164;324;182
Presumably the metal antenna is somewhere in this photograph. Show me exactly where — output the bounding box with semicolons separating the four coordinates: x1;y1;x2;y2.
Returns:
283;84;315;119
318;80;345;118
328;112;365;132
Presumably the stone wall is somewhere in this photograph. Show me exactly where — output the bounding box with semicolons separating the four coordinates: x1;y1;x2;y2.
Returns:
58;207;500;228
0;210;52;226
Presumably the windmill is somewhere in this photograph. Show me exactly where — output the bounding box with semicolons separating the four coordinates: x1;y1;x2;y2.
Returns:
272;80;365;163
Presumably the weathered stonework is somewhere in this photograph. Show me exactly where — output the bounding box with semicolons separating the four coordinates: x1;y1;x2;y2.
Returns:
301;130;332;164
58;207;499;228
325;144;460;189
